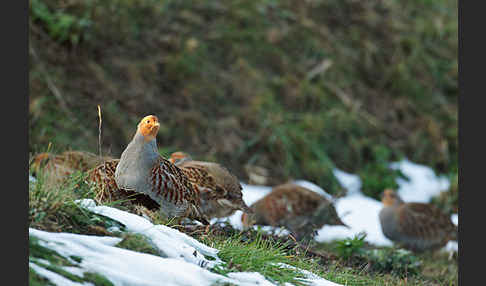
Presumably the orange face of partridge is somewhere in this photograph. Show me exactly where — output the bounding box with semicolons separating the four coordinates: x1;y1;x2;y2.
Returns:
137;115;160;142
169;151;189;164
381;189;400;207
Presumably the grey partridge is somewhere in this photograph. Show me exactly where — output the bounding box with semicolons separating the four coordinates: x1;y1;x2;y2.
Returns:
87;159;160;212
379;189;458;252
169;151;252;219
241;183;347;241
114;115;209;225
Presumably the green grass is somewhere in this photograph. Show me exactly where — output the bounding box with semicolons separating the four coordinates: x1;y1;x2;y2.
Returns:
201;233;321;285
29;236;77;267
29;266;55;286
197;229;457;286
29;166;125;234
115;233;161;256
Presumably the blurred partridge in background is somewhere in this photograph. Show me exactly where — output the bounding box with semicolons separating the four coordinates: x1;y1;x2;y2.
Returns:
242;183;347;241
114;115;209;225
169;151;252;220
30;150;114;185
379;189;458;252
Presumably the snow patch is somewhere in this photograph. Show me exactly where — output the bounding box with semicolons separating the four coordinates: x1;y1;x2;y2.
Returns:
314;193;392;246
77;199;221;268
332;169;362;195
30;262;92;286
30;228;230;286
277;264;343;286
30;199;343;286
451;214;458;226
227;272;276;286
389;159;450;203
240;183;273;206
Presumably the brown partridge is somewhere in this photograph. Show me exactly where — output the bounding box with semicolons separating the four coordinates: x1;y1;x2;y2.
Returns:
241;183;347;241
169;151;252;219
30;150;114;185
379;189;458;252
114;115;209;225
87;159;160;212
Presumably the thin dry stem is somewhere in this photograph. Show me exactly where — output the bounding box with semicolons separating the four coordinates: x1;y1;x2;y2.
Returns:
97;105;103;158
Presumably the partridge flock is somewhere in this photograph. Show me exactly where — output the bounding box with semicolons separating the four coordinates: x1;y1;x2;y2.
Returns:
29;114;458;251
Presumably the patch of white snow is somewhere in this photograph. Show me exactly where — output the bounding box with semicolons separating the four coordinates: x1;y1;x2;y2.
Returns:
77;199;221;268
389;159;450;203
29;262;91;286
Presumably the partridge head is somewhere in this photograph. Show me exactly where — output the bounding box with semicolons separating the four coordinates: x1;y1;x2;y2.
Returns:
115;115;209;225
379;189;458;252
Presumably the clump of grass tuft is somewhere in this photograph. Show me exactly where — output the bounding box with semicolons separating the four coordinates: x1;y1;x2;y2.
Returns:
335;232;367;260
29;236;76;267
365;248;422;277
29;266;54;286
82;272;115;286
358;145;409;200
115;233;161;256
29;166;124;234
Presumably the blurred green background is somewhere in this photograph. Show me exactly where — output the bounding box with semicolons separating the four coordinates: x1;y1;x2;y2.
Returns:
28;0;458;205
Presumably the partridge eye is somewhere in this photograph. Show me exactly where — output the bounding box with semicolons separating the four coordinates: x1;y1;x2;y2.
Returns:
146;120;150;124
